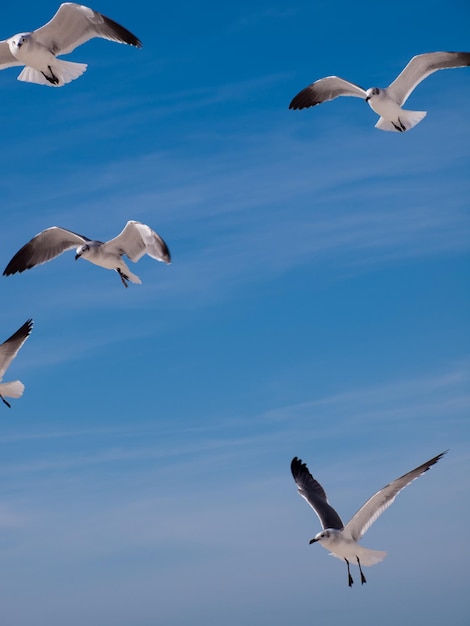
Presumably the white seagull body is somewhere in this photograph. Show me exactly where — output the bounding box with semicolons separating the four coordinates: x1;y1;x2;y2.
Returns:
0;3;141;87
291;452;446;586
3;221;171;288
0;319;33;408
289;52;470;132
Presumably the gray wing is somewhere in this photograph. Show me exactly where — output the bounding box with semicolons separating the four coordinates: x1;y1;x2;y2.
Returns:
103;221;171;264
343;451;447;541
0;40;22;68
3;226;89;275
387;52;470;106
0;319;33;380
289;76;366;110
33;3;142;55
291;457;344;530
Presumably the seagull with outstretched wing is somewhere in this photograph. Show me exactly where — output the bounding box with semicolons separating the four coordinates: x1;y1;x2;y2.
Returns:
0;319;33;408
0;3;141;86
289;52;470;131
4;221;171;288
291;451;446;586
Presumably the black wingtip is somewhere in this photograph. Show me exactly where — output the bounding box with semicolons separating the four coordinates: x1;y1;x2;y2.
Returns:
162;242;171;264
102;14;142;48
289;87;320;110
291;456;310;479
423;450;448;472
291;456;302;470
3;260;33;276
4;245;27;276
3;236;42;276
24;318;34;335
3;319;34;345
154;230;171;264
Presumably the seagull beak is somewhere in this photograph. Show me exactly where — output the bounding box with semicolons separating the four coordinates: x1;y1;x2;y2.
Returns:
309;537;318;544
365;96;370;102
75;253;81;260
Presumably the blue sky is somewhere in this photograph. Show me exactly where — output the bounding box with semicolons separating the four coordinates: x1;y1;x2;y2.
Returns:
0;0;469;624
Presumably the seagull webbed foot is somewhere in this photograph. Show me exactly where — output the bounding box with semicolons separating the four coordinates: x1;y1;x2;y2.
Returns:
345;559;354;587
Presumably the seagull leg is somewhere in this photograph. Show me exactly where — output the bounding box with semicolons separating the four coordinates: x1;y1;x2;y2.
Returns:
345;559;354;587
392;118;406;132
0;394;11;408
41;67;59;85
356;557;367;585
117;268;129;288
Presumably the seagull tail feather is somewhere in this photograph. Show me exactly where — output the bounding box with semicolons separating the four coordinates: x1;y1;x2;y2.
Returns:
330;546;387;566
17;61;87;87
0;381;25;399
375;110;427;132
356;548;387;566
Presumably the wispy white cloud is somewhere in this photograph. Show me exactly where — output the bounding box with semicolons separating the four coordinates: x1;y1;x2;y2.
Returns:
2;115;468;324
2;361;468;477
0;357;468;625
261;364;470;429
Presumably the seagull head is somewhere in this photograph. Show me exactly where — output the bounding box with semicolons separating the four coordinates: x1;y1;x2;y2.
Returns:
9;33;30;52
365;87;380;102
309;529;342;546
309;529;331;545
75;244;89;260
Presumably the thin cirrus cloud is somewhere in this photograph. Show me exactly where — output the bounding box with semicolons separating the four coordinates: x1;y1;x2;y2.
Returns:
1;360;468;475
0;2;468;625
261;364;470;428
0;360;468;625
2;121;468;298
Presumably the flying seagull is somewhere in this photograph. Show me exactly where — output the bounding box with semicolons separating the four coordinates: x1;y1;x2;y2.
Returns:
3;221;171;288
0;319;33;408
289;52;470;132
0;2;141;87
291;452;446;586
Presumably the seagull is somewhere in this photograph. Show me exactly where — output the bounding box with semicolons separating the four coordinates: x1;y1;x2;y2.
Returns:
3;221;171;288
291;451;446;586
0;319;33;408
0;3;141;87
289;52;470;132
